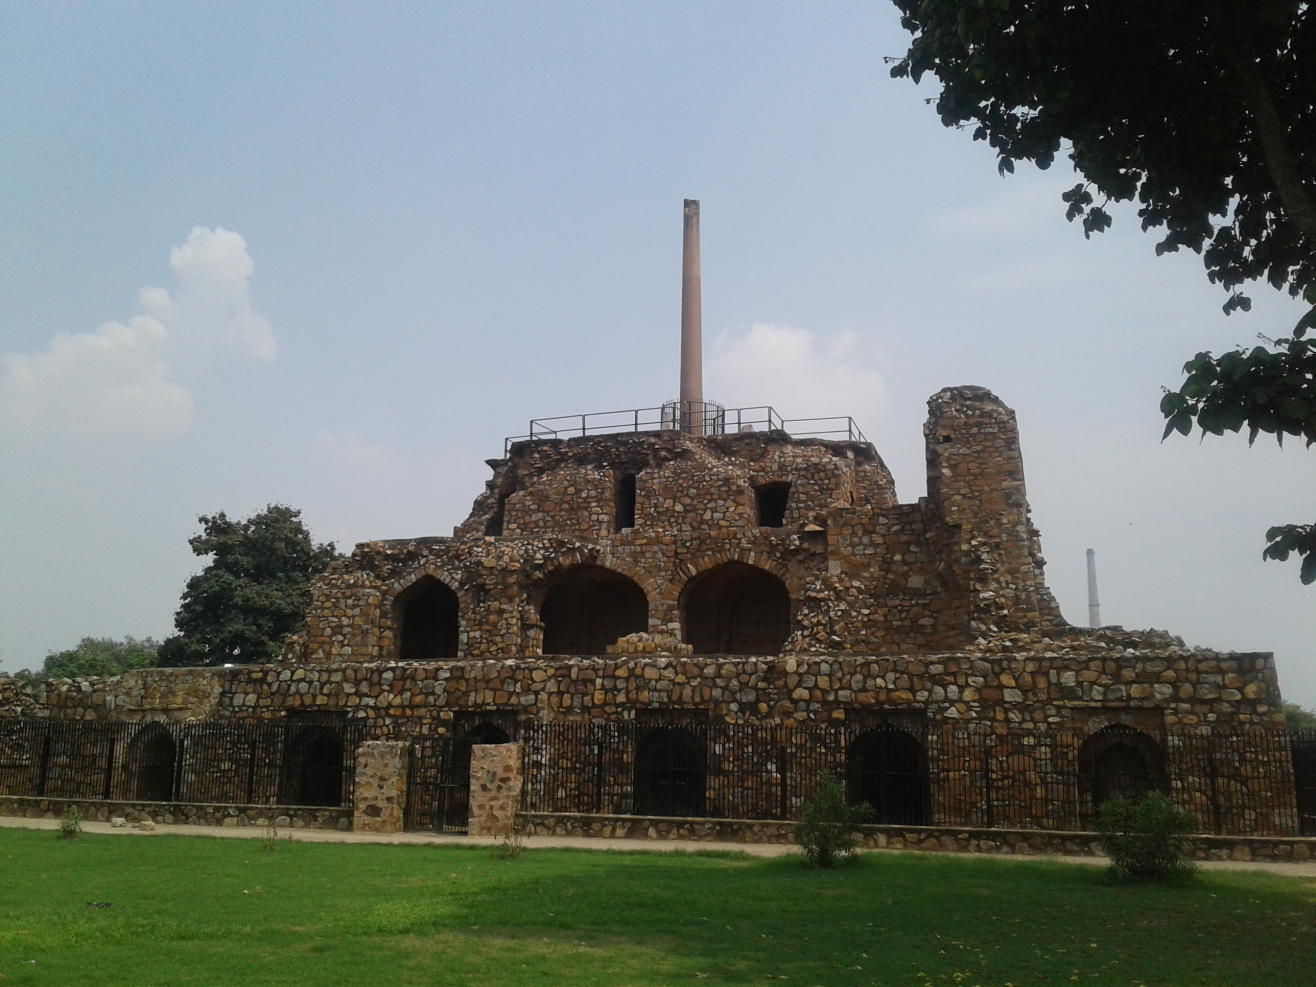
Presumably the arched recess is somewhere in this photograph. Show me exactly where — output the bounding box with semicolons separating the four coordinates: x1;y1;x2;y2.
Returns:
130;726;178;803
846;726;929;825
395;575;460;659
1078;725;1167;811
539;564;648;655
681;561;791;655
633;727;706;817
451;720;513;796
281;726;344;807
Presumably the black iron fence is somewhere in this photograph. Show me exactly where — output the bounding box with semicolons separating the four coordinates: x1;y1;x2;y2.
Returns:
0;717;363;809
3;716;1314;837
521;720;1314;837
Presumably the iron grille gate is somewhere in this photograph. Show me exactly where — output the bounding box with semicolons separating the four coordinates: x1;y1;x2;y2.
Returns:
403;738;470;833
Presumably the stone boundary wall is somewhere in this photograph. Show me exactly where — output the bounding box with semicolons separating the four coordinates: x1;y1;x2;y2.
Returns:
0;796;352;831
2;647;1283;730
0;647;1292;836
518;811;1316;863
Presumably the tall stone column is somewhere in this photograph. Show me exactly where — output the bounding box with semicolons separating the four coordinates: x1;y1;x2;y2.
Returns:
680;198;703;433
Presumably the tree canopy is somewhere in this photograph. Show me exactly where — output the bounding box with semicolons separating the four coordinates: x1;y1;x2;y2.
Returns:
17;636;159;681
158;505;339;667
892;0;1315;580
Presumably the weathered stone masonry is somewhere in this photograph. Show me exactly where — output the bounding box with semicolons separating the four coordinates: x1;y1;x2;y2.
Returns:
0;386;1303;844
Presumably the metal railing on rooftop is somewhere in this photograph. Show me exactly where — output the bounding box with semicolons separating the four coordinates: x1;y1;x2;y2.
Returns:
503;401;868;455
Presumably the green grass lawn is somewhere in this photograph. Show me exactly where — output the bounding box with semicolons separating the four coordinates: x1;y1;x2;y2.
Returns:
1;830;1312;986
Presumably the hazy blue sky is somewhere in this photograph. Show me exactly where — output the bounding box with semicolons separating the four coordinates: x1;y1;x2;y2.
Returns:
2;2;1312;703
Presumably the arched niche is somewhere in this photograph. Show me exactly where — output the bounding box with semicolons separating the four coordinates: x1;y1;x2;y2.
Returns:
681;561;791;655
130;726;178;803
846;726;929;825
539;565;648;655
633;726;706;817
280;726;344;807
395;575;460;659
1079;724;1167;811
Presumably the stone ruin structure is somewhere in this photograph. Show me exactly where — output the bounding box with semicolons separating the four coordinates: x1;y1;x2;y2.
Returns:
2;202;1311;856
0;386;1308;852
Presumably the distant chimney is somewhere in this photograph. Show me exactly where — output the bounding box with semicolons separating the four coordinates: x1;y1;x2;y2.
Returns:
1086;548;1102;628
680;199;702;433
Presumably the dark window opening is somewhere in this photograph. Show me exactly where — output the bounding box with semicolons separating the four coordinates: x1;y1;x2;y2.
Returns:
397;576;460;659
755;482;790;527
634;727;706;817
132;728;178;803
846;727;930;825
939;433;953;444
682;562;790;655
614;472;637;531
281;726;344;807
1079;725;1167;814
540;565;648;655
485;480;517;536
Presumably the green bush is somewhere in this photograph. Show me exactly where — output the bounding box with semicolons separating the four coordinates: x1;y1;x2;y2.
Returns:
795;772;871;867
1096;791;1197;881
58;806;83;840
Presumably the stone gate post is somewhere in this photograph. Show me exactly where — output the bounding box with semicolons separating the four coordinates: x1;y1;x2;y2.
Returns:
468;743;523;837
352;740;409;834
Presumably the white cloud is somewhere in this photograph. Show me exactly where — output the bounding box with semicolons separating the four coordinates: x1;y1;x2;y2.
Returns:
0;313;193;437
162;227;277;362
0;227;274;439
708;323;886;439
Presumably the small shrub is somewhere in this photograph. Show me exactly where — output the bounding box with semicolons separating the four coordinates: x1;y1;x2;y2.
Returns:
491;818;527;860
261;820;289;851
796;772;870;867
1096;791;1197;882
58;806;83;840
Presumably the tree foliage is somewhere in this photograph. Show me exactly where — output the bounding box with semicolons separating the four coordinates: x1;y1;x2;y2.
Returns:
18;636;159;681
159;505;338;667
1284;701;1316;730
892;0;1315;580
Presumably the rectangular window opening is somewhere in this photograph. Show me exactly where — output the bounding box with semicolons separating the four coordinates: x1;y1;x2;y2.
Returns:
755;482;790;527
614;472;637;531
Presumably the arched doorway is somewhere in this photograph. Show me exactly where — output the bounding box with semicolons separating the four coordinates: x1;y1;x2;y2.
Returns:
130;727;178;803
846;727;929;825
540;565;648;655
634;727;706;817
396;576;459;659
681;562;791;655
281;726;344;807
1079;725;1167;811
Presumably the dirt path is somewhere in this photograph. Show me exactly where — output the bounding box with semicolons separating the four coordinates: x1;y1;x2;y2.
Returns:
5;815;1314;878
